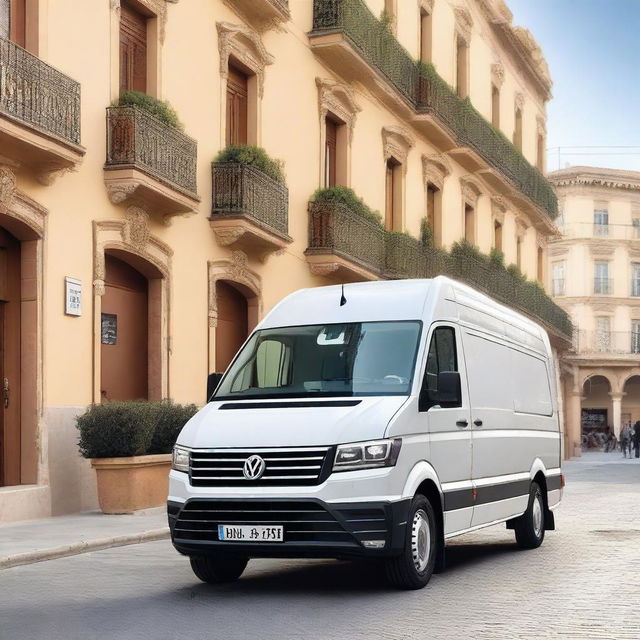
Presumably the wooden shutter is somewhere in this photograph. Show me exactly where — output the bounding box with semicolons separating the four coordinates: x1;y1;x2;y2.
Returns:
325;117;337;187
226;66;248;146
120;3;147;94
1;0;25;47
385;160;395;230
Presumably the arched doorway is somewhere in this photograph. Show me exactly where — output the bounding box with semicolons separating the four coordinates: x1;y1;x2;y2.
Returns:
0;226;21;486
622;375;640;432
581;375;612;449
100;250;165;402
215;280;249;373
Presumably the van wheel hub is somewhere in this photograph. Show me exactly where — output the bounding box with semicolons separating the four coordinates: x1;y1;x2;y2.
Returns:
532;493;543;538
411;509;430;573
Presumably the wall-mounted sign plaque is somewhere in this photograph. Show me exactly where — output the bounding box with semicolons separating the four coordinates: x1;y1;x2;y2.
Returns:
65;277;82;316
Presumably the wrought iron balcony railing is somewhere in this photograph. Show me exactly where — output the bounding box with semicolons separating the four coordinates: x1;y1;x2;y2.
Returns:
0;36;81;145
593;277;613;295
211;163;289;237
558;222;640;241
106;106;197;197
575;330;640;356
385;233;425;279
307;201;386;275
310;0;558;220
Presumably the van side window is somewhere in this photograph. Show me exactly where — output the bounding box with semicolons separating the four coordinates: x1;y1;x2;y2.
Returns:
423;326;458;402
230;339;291;392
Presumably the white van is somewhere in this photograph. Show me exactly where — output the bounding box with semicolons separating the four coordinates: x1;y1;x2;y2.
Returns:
168;277;563;589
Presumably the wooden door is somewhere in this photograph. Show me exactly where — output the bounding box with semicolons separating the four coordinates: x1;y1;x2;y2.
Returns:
101;255;148;401
120;2;147;94
0;227;21;487
1;0;25;46
215;281;248;373
226;66;248;146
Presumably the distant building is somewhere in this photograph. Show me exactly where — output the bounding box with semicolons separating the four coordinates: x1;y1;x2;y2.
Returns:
549;166;640;456
0;0;569;521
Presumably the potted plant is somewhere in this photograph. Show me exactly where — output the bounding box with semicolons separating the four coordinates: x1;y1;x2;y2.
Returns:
77;400;197;514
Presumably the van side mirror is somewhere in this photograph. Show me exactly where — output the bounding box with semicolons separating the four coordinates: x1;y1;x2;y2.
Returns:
419;371;461;411
207;372;223;402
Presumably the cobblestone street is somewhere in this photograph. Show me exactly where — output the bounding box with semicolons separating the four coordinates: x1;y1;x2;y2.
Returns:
1;453;639;640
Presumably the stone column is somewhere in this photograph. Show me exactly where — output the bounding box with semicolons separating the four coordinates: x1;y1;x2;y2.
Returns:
566;390;583;458
609;392;624;438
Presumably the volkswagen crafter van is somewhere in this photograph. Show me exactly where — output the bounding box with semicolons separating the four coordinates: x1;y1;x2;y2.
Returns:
168;277;563;590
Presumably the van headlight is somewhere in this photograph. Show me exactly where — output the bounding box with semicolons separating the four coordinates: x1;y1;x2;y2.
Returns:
172;446;190;473
333;438;402;472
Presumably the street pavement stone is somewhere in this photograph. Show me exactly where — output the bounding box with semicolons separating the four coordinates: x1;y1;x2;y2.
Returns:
1;452;639;640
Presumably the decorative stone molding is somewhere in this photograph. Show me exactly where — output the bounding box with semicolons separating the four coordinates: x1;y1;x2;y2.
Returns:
536;115;547;135
515;215;529;236
0;166;17;209
476;0;512;25
316;78;360;143
93;220;172;297
491;195;507;223
548;166;640;192
382;126;414;171
453;5;474;44
590;304;614;314
208;252;262;328
589;243;615;257
106;182;139;205
111;0;169;42
217;22;274;98
419;0;434;13
421;154;451;190
491;62;505;88
460;176;482;207
308;262;341;277
514;92;525;110
549;246;568;258
512;27;552;92
123;206;151;250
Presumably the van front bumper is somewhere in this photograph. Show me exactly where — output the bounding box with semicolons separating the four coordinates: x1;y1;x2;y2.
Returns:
168;497;411;559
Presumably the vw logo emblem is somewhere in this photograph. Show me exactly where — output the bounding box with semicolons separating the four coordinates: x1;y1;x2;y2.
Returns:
243;455;266;480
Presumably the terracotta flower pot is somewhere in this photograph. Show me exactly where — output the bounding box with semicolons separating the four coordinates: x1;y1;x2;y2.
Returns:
91;454;172;514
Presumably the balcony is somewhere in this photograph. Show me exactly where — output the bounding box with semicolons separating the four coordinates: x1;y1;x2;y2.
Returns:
209;163;291;258
558;222;640;241
305;201;385;280
384;233;425;279
225;0;290;31
593;278;613;295
308;0;558;222
574;330;640;359
104;106;199;220
0;37;84;183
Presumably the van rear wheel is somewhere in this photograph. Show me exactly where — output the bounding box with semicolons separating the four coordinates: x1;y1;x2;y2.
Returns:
189;554;249;584
514;481;545;549
384;494;437;590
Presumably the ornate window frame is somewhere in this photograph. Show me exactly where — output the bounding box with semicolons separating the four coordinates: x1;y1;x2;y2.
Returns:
93;212;172;402
317;78;360;187
460;176;482;244
217;21;274;146
109;0;167;101
382;126;414;231
422;153;451;191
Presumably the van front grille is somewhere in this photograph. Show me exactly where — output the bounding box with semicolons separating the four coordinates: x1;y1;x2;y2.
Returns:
189;447;334;487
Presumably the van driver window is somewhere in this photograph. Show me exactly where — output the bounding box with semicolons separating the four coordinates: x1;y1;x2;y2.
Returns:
424;326;457;396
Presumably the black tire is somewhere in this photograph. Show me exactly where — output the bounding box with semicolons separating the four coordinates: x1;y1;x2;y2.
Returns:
189;554;249;584
385;494;438;590
514;481;545;550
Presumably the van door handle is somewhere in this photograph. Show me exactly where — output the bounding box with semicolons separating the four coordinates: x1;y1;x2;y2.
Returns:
456;420;468;428
473;419;483;427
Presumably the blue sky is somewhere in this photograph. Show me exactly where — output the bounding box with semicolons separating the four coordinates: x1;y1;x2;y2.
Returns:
508;0;640;172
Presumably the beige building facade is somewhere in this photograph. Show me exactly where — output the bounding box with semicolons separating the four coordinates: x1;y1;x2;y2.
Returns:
0;0;569;522
549;166;640;457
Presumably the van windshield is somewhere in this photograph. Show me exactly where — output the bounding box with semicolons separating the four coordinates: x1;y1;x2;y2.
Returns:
214;321;422;400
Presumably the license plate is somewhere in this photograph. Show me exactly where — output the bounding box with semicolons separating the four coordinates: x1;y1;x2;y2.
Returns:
218;524;284;542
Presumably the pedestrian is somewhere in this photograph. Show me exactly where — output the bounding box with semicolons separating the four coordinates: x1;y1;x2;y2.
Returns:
633;420;640;459
620;424;631;458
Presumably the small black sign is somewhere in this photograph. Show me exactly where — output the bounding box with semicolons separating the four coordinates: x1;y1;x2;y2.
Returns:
101;313;117;345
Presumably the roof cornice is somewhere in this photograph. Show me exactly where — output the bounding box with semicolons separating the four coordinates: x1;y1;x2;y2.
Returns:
548;166;640;192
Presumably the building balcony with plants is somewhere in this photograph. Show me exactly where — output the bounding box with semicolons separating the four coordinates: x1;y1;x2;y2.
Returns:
104;92;199;220
0;35;84;183
210;145;292;259
308;0;558;225
305;187;572;344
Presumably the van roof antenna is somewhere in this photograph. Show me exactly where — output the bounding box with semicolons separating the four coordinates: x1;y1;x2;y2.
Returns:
339;283;347;307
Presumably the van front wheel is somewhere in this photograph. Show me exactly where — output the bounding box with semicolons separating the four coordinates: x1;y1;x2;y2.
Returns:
189;554;248;584
514;481;545;549
385;495;437;590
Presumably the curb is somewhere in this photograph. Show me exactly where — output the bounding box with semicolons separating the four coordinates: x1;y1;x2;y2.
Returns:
0;527;170;570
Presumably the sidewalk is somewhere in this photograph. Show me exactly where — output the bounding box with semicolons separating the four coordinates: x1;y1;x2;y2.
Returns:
0;507;169;570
